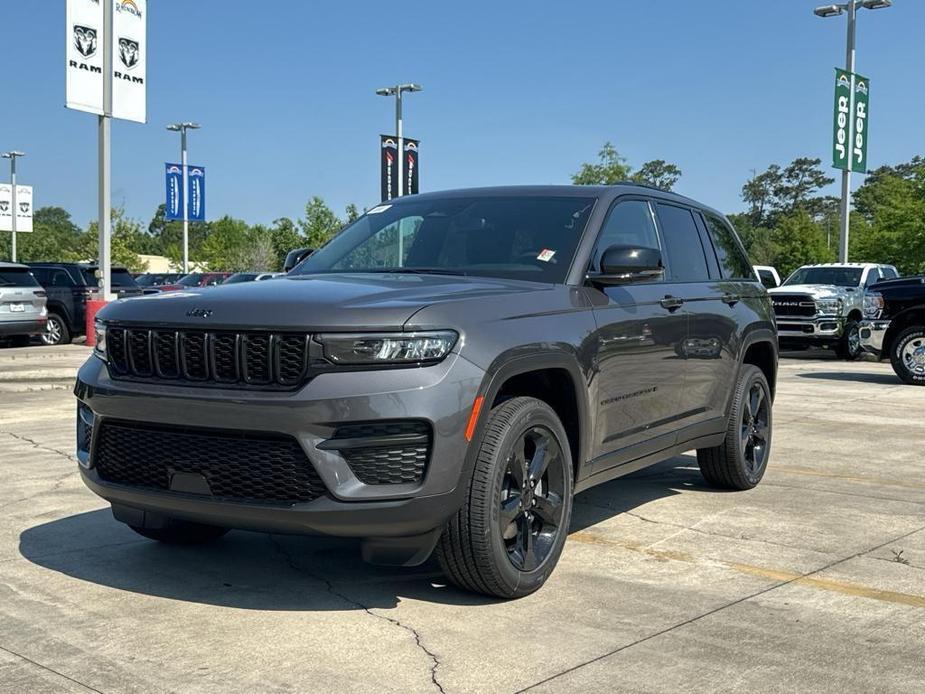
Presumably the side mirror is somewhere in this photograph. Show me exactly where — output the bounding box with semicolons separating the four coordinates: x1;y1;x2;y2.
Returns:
283;247;315;273
592;245;663;284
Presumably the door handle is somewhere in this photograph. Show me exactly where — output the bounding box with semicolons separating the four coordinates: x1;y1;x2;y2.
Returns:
722;294;740;306
659;295;684;311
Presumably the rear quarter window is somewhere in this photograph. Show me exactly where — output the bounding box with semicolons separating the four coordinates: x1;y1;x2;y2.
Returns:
702;213;753;279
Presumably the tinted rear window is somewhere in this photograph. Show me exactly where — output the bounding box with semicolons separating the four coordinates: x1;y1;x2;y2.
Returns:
656;204;710;282
702;213;753;279
0;268;40;287
81;269;138;287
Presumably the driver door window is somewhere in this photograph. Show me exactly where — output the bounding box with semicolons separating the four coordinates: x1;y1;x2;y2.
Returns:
592;200;660;271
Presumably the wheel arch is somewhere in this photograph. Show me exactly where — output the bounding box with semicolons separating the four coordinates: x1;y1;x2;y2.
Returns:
883;307;925;356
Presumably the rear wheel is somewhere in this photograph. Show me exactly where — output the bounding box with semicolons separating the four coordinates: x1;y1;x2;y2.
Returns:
890;326;925;386
835;318;861;361
41;313;71;346
437;397;573;599
129;519;229;545
697;364;772;490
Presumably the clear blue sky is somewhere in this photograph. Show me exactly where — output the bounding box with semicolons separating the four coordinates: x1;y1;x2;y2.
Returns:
1;0;922;229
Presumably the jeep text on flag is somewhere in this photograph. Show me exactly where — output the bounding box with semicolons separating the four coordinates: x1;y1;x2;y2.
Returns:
0;186;34;233
831;68;871;174
66;0;147;123
850;74;869;174
832;69;852;171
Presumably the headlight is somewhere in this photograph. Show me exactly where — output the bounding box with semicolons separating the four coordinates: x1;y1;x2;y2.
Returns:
93;321;107;361
863;292;884;318
317;331;458;365
815;298;842;316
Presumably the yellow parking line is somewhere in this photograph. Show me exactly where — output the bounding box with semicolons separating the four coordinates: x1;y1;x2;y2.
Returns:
569;531;925;609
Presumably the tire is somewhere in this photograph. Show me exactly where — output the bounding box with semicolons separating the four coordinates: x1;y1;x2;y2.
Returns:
437;397;574;599
835;318;861;361
129;519;230;545
41;313;71;346
697;364;772;490
889;325;925;386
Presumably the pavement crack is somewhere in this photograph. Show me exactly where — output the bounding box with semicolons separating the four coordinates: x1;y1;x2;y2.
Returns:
517;521;925;693
268;535;445;694
1;430;77;463
0;643;105;693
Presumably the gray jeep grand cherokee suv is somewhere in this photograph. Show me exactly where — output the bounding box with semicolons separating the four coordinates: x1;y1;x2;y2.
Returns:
75;185;777;598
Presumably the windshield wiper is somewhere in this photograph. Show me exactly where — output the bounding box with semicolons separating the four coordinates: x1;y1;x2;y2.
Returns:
366;268;468;276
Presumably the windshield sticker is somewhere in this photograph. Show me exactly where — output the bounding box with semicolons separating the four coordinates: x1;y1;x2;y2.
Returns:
537;249;556;262
367;204;391;215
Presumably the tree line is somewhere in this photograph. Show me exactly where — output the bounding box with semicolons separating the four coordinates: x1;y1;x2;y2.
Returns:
2;145;923;278
572;142;925;278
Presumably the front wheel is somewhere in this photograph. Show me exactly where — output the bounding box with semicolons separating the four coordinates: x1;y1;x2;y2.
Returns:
697;364;772;490
437;397;573;599
835;318;861;361
890;326;925;386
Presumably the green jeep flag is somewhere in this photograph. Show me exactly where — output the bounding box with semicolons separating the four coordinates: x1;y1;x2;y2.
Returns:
851;74;870;174
832;69;852;171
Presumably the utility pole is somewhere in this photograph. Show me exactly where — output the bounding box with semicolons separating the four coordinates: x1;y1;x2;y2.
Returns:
1;151;25;262
99;0;113;300
167;122;201;274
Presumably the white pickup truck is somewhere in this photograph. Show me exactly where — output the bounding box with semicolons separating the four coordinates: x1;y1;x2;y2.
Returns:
769;263;900;360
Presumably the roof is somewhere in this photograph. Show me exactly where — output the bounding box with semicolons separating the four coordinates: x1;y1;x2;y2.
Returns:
0;261;29;269
800;262;893;269
392;184;715;214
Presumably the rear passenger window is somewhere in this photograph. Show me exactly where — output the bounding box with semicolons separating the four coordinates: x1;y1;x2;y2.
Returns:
50;270;74;287
702;213;752;279
656;204;710;282
593;200;659;271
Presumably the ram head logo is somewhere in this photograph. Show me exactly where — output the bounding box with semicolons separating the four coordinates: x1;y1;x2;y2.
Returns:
118;38;140;69
74;25;98;58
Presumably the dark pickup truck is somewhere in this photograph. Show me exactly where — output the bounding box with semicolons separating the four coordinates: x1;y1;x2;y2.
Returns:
860;276;925;385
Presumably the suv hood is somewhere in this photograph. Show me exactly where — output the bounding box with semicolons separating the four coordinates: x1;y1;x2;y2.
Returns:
98;273;551;331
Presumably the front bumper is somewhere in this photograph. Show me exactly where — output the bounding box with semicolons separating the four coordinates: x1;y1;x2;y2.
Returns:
859;319;890;357
775;316;844;343
74;352;484;547
0;317;47;337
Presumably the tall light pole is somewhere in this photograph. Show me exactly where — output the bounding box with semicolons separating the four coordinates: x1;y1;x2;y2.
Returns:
814;0;892;262
375;83;423;198
166;122;201;274
1;151;25;263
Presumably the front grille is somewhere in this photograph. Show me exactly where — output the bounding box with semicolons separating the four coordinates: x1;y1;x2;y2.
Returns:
107;327;310;389
771;294;816;318
323;421;431;486
94;420;327;505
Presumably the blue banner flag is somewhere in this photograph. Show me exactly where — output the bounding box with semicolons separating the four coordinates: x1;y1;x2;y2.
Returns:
164;163;205;221
187;166;206;221
165;163;183;220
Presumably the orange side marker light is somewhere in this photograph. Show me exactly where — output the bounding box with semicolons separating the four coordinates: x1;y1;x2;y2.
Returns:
465;395;485;441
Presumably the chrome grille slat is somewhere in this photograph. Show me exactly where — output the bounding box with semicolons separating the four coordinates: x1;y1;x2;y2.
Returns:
105;327;309;389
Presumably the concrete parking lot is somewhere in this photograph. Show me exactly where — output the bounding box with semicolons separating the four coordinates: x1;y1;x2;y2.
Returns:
1;344;923;693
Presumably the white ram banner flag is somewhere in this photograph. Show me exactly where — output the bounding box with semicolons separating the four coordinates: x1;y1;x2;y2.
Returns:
0;185;33;233
112;0;146;123
65;0;147;123
66;0;104;116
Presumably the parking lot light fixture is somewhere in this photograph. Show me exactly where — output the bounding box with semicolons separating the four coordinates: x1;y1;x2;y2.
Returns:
814;0;892;264
166;122;202;274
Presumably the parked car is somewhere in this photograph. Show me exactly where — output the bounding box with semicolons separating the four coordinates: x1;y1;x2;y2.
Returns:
27;262;143;345
76;184;777;599
768;262;899;360
860;276;925;385
222;272;283;284
753;265;781;289
0;262;47;346
155;272;233;292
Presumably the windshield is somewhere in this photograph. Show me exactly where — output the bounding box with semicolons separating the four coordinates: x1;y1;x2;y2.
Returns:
81;268;138;287
783;266;863;288
135;274;162;286
291;195;596;284
178;273;204;287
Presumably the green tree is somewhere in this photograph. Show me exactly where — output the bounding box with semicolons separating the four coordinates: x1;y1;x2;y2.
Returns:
83;208;146;272
632;159;682;191
198;216;252;271
270;216;302;271
344;203;360;224
770;211;833;278
572;142;632;185
299;196;342;248
0;207;84;262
